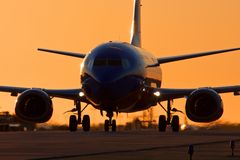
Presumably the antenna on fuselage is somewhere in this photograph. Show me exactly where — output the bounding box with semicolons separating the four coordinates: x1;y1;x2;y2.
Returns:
130;0;142;48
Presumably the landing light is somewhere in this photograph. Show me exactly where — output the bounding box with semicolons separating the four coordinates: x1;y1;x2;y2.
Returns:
79;92;85;97
153;91;161;97
180;124;187;131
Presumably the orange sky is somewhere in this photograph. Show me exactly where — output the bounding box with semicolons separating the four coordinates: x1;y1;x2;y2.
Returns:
0;0;240;125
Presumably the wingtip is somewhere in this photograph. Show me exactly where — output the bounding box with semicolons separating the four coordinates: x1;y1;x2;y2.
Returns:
37;48;44;51
37;48;43;52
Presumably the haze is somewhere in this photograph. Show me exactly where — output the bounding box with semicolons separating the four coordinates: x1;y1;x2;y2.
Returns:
0;0;239;125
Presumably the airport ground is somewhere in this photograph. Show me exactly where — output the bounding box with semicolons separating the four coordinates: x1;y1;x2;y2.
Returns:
0;127;240;160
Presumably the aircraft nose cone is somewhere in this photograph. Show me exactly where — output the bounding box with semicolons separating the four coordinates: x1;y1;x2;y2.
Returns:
91;67;125;84
97;84;116;102
82;76;144;106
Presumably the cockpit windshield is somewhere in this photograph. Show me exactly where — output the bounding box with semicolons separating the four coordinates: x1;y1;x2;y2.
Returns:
93;58;130;68
93;59;107;66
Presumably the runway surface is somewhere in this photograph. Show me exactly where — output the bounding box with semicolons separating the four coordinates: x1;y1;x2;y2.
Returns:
0;129;239;160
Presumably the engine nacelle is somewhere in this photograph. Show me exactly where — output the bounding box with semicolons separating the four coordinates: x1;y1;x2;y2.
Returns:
186;88;223;122
15;89;53;123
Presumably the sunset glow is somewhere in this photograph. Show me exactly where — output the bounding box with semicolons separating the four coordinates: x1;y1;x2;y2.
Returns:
0;0;240;125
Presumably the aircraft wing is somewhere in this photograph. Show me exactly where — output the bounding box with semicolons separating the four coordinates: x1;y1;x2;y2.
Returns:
154;85;240;101
38;48;86;58
157;48;240;64
0;86;88;102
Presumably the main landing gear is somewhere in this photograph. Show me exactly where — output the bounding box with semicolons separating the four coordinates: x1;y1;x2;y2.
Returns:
67;101;117;132
104;111;117;132
158;100;183;132
69;100;90;132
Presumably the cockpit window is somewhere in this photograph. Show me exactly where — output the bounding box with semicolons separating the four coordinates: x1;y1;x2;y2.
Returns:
93;58;124;67
93;59;107;66
86;57;131;70
108;59;122;66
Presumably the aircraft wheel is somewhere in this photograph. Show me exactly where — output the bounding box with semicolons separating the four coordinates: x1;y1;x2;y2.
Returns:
171;115;180;132
104;120;109;132
69;115;78;132
112;120;116;132
158;115;167;132
82;115;90;132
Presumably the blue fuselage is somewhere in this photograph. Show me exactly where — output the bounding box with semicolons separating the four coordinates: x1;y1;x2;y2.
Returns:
80;42;162;113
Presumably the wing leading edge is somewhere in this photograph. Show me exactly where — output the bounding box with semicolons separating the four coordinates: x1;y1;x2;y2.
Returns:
154;85;240;102
0;86;87;102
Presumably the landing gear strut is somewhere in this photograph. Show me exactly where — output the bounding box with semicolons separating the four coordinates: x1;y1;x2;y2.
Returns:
104;111;117;132
69;100;90;132
158;100;182;132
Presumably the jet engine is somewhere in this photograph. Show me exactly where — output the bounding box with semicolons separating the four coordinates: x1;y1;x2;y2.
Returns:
15;89;53;123
185;88;223;122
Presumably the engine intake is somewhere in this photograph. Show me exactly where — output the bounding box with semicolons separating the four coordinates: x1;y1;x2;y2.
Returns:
186;88;223;122
15;89;53;123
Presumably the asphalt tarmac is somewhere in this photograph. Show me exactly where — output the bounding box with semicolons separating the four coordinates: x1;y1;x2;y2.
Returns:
0;129;239;160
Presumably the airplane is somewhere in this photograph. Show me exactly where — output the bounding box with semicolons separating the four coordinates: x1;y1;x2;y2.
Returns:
0;0;240;132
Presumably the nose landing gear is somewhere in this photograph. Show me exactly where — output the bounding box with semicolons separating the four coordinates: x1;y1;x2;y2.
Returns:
158;100;183;132
104;111;117;132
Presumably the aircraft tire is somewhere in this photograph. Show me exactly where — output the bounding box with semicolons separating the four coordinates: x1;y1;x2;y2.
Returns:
112;120;116;132
69;115;78;132
158;115;167;132
171;115;180;132
104;120;109;132
82;115;90;132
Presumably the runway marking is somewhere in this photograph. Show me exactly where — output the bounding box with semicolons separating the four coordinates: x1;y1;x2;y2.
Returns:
30;138;240;160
